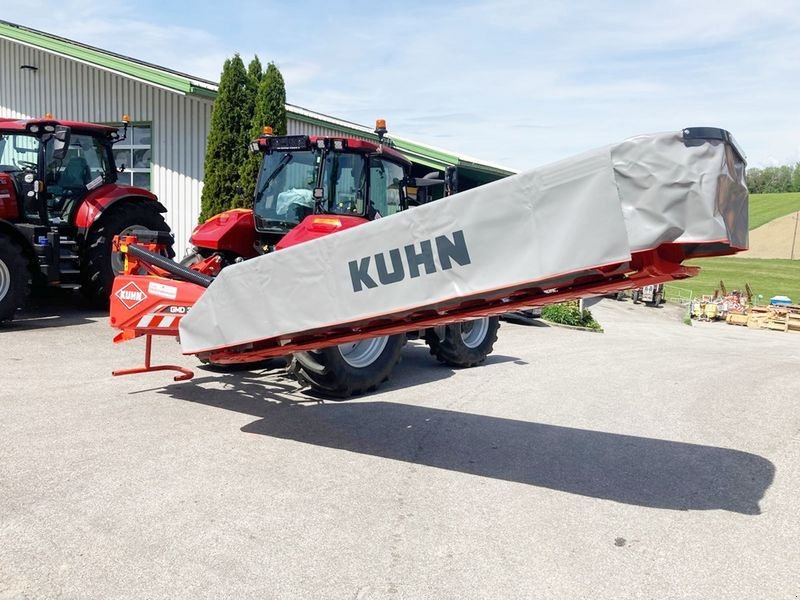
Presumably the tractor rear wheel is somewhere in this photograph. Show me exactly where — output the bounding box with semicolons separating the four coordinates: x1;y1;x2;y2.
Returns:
424;317;500;368
288;334;406;398
0;236;28;323
81;203;174;303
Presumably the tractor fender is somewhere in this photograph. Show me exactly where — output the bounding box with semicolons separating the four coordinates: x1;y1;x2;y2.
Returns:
0;219;36;261
73;184;166;237
189;209;258;259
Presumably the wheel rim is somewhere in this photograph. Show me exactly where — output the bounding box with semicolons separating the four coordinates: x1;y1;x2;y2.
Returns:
111;224;154;274
338;336;389;368
460;318;489;349
0;258;10;302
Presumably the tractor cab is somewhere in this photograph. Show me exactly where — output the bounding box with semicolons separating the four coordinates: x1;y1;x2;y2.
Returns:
0;117;124;226
0;116;170;321
251;125;412;245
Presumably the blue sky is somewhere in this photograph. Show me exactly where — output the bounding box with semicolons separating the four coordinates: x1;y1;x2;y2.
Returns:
7;0;800;170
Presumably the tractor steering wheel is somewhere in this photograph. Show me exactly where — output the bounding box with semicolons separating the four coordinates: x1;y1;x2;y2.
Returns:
16;160;37;171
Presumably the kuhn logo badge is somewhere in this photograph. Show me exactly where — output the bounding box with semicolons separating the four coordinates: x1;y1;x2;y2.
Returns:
115;282;147;309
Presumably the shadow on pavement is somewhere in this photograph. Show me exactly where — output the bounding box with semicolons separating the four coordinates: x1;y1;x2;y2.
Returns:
0;290;105;332
187;342;527;396
156;371;773;515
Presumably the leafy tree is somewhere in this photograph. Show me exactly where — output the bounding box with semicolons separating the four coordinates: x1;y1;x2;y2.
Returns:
746;163;800;194
239;61;288;204
792;163;800;193
199;54;251;221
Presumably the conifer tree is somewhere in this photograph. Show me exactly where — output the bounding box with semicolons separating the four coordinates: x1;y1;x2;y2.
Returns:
231;56;265;208
199;54;250;221
239;61;287;204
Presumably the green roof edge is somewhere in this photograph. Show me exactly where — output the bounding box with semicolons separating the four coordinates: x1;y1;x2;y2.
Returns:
0;22;196;95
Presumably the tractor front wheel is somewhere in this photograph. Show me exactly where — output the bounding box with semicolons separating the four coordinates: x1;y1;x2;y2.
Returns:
81;203;174;303
424;317;500;368
0;236;29;323
288;334;406;398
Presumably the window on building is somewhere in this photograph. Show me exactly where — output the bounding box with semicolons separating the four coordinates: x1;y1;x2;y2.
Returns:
111;123;152;190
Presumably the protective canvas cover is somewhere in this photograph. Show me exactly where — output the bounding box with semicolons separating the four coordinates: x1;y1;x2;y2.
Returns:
179;129;747;354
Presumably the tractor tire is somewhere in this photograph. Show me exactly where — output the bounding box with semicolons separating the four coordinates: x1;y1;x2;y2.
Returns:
288;334;406;398
81;203;174;303
0;236;29;323
424;316;500;368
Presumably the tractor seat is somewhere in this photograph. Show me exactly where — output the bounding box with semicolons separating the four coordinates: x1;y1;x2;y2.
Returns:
59;157;91;188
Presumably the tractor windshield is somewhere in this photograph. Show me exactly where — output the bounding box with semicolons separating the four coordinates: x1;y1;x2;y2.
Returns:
254;150;319;228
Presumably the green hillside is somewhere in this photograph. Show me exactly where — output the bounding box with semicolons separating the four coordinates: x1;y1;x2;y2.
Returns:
749;192;800;229
664;193;800;303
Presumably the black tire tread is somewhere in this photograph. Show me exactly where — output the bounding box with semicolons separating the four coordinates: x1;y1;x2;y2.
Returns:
288;334;406;398
0;236;29;323
424;317;500;368
80;202;174;302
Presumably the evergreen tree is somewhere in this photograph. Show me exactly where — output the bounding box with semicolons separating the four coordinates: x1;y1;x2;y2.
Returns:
230;56;265;209
247;55;263;90
239;61;288;204
199;54;251;221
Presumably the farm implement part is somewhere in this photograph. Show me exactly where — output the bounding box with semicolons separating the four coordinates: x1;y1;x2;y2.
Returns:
109;127;748;396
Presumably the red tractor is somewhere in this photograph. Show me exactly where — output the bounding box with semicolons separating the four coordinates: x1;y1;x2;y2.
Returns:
182;122;500;396
0;116;173;321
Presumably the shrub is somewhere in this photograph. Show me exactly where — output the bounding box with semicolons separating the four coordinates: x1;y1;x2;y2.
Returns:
541;301;602;330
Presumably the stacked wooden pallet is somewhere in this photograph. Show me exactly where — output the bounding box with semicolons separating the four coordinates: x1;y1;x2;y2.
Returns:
726;304;800;333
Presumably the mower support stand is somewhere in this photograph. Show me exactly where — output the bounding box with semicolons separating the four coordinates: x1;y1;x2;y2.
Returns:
112;335;194;382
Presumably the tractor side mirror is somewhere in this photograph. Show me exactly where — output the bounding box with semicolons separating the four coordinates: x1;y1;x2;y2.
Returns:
52;126;71;161
444;166;458;196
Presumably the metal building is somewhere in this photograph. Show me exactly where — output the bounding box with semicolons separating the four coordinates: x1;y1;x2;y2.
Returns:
0;20;513;255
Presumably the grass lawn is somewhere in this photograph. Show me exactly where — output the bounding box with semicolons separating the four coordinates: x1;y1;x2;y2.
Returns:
749;192;800;229
666;257;800;304
664;194;800;303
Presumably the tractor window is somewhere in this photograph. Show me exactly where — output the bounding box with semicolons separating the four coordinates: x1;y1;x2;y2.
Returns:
0;134;40;218
46;133;111;190
254;150;319;225
368;158;404;218
0;134;39;172
324;152;366;216
43;133;113;219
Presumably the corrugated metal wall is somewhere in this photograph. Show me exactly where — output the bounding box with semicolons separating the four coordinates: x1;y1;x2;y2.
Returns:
0;37;213;254
0;37;365;255
287;120;371;141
